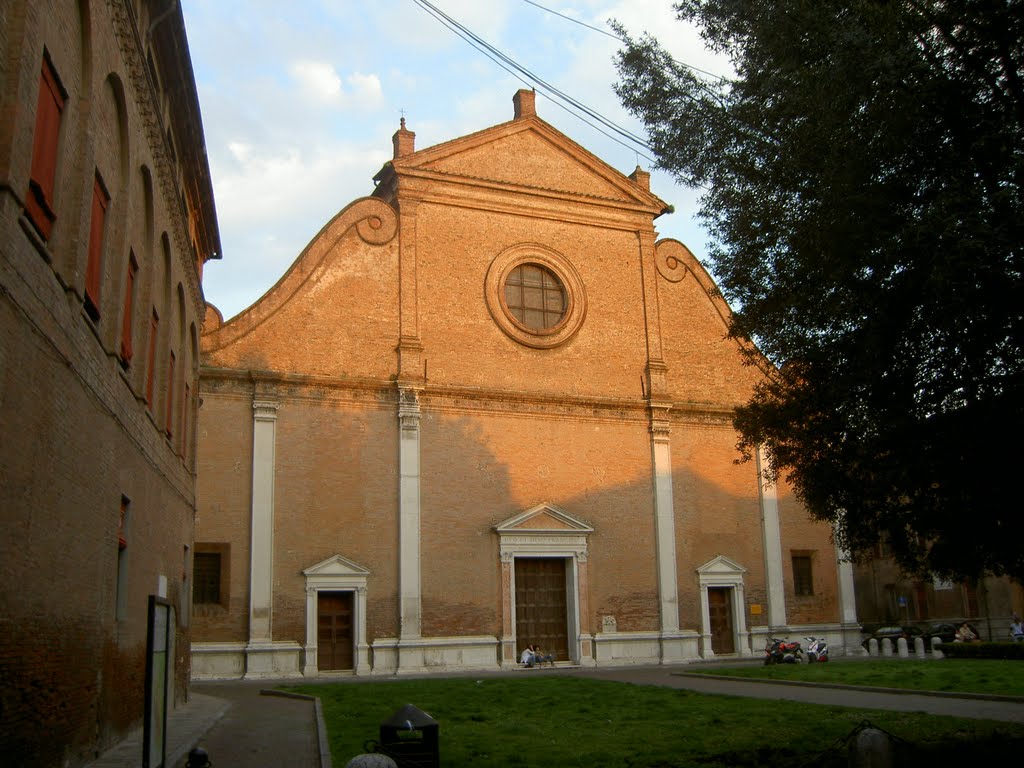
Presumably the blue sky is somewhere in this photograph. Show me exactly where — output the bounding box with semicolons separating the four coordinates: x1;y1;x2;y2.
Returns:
181;1;728;320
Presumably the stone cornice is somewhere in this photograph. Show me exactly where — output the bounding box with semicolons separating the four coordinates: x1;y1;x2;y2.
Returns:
396;173;659;234
110;0;204;314
199;367;738;426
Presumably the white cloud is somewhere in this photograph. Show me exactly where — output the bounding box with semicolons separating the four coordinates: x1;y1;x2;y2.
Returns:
289;62;384;111
291;60;343;103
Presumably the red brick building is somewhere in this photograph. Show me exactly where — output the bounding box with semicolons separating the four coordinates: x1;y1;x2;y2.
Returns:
192;90;858;678
0;1;218;764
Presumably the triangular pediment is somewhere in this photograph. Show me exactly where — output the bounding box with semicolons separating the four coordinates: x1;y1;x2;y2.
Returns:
495;503;593;534
397;118;664;210
696;554;747;576
303;554;370;578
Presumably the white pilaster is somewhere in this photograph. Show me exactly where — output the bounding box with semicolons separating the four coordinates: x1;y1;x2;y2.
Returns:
249;399;279;644
756;446;787;628
650;405;680;634
398;386;422;641
836;541;858;625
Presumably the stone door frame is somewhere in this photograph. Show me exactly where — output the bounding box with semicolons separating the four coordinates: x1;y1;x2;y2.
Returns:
696;555;751;659
495;503;595;667
302;555;370;676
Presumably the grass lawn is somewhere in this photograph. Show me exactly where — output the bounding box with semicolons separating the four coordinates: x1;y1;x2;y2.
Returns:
692;659;1024;696
287;676;1024;767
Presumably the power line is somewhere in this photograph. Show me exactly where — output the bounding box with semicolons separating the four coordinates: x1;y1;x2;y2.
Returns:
520;0;729;83
410;0;656;162
520;0;620;41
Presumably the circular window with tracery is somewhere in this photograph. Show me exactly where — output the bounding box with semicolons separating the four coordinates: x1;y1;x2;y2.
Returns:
485;243;586;348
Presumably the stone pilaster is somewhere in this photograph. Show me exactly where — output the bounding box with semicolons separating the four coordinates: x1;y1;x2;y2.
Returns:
756;446;787;628
246;398;278;675
398;385;423;645
649;403;680;635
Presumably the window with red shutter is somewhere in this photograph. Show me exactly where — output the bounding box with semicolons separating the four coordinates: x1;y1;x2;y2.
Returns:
84;173;109;321
119;254;137;367
165;350;176;436
145;309;159;410
26;55;65;239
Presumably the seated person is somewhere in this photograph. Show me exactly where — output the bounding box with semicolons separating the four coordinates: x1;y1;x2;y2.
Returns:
520;646;536;667
1011;615;1024;642
533;645;555;667
955;622;978;642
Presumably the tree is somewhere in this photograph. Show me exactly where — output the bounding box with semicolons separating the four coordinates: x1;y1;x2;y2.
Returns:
615;1;1024;581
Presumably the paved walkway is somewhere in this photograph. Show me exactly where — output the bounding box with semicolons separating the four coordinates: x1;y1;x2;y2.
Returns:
85;680;328;768
85;662;1024;767
571;666;1024;724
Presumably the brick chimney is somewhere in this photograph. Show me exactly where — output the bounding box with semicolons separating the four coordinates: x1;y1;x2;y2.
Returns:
629;166;650;191
513;89;536;119
392;117;415;159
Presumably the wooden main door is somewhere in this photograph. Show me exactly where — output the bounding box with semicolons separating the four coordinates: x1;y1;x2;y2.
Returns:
515;558;569;661
708;587;735;654
317;591;354;671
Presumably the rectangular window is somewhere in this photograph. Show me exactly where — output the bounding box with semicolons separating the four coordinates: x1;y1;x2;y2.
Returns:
792;554;814;596
26;54;65;239
145;309;159;410
165;350;175;436
193;552;220;604
119;254;138;367
84;172;109;321
193;545;230;608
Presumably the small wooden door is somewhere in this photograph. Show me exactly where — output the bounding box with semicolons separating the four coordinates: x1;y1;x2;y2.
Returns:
317;591;354;670
515;558;569;660
708;587;735;654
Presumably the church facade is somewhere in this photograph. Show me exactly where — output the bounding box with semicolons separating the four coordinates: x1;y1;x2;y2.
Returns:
192;90;858;678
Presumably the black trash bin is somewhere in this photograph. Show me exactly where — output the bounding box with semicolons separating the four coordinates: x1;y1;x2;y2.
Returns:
377;703;439;768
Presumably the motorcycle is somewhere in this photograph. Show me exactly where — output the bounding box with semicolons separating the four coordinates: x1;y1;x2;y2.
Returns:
804;636;829;662
764;637;803;664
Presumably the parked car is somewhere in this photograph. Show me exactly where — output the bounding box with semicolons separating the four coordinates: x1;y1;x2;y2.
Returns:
861;625;923;650
918;622;958;645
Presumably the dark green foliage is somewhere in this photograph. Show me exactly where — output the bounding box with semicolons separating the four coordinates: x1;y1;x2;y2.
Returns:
614;1;1024;581
940;642;1024;660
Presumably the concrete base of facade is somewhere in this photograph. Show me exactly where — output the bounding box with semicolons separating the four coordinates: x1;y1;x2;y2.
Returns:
192;642;249;680
383;635;503;675
192;641;304;680
191;624;865;679
748;622;865;658
243;641;304;679
593;630;702;665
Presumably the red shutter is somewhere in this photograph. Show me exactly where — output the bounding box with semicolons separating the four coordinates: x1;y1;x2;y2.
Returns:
26;57;64;239
85;174;108;320
165;350;176;436
119;257;137;365
145;310;159;410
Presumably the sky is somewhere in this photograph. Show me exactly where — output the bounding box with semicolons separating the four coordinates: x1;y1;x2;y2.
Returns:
181;1;729;321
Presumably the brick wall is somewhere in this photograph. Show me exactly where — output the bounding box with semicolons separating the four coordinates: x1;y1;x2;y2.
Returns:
0;0;213;764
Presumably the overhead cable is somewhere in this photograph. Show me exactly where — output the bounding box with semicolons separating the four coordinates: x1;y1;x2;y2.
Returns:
411;0;656;161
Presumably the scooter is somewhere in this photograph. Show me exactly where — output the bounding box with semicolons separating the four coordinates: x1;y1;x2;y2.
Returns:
764;637;803;664
804;636;829;662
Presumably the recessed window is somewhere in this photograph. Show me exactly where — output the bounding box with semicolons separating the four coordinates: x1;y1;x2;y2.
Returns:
485;243;587;349
504;263;566;331
193;552;222;605
26;53;65;240
792;554;814;596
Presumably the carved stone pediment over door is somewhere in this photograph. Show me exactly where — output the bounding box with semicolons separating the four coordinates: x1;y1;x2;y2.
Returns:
494;503;596;667
302;555;371;676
